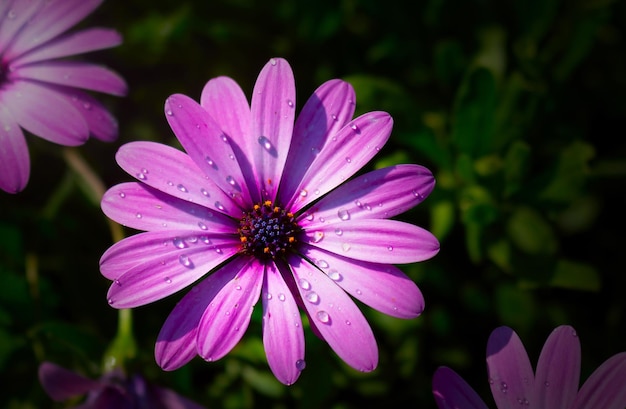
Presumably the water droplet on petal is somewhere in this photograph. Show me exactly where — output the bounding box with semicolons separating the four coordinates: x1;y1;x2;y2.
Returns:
337;209;350;221
334;228;343;236
310;147;320;156
299;278;311;290
265;292;273;300
299;189;308;197
342;243;351;252
270;58;277;66
179;254;193;268
173;237;187;248
177;184;188;193
316;310;330;324
312;231;324;243
306;292;319;304
328;270;342;281
350;123;361;134
287;99;294;108
345;157;352;163
387;245;394;251
118;192;126;198
295;359;306;371
316;259;329;269
197;222;208;230
135;213;142;219
200;188;210;197
278;293;286;301
235;285;242;291
214;201;225;211
258;135;273;151
166;109;173;116
164;277;172;283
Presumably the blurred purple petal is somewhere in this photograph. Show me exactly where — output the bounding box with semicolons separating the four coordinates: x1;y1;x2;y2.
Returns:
262;262;305;385
303;219;440;264
303;245;424;318
572;352;626;409
249;57;295;201
534;325;581;409
285;253;378;372
0;104;29;193
486;326;535;408
38;362;102;401
432;366;489;409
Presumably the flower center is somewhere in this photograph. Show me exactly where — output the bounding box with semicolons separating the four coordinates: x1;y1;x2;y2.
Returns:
239;201;300;259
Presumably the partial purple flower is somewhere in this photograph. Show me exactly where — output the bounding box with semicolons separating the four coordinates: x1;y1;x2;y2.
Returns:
38;361;206;409
433;325;626;409
100;57;439;385
0;0;127;194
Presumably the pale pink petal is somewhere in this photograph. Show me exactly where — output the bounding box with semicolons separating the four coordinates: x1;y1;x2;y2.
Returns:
101;182;237;233
197;257;263;362
302;245;424;318
6;0;103;59
534;325;581;409
572;352;626;409
303;219;440;264
0;0;42;55
1;81;88;145
155;263;242;371
14;62;127;96
286;111;393;214
200;76;258;203
486;326;535;408
12;28;122;66
279;79;356;208
262;262;305;385
299;164;435;228
165;94;255;209
115;142;241;217
0;103;30;193
38;362;103;401
432;366;489;409
284;253;378;372
249;58;295;202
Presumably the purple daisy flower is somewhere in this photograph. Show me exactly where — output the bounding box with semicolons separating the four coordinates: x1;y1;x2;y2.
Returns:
0;0;126;194
100;57;439;385
39;361;206;408
432;325;626;409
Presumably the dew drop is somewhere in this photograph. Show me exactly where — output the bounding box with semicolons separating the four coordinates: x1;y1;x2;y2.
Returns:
341;242;351;252
287;99;294;108
316;259;329;269
258;135;273;151
310;147;320;156
177;184;188;193
299;189;308;197
345;157;352;163
299;278;311;290
226;175;237;187
270;58;277;66
135;213;142;219
316;310;330;324
265;292;273;300
214;201;225;211
412;190;424;199
178;254;193;268
295;359;306;371
345;320;351;325
221;134;229;143
331;114;338;121
136;172;146;180
387;245;394;251
118;192;126;198
173;237;187;248
328;270;342;281
235;285;242;291
198;222;208;230
354;200;363;208
312;231;324;243
337;209;350;221
500;381;508;393
164;277;172;284
166;109;173;116
278;293;286;301
350;123;361;134
334;228;343;236
200;188;210;197
306;292;319;304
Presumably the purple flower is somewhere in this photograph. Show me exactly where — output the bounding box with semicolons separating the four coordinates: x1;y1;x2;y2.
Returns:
0;0;126;194
100;57;439;385
38;361;206;409
433;325;626;409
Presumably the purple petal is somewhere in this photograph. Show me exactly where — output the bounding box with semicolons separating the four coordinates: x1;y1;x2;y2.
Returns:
262;262;305;385
1;81;89;145
303;219;440;264
302;245;424;318
50;85;119;141
572;352;626;409
249;57;295;202
432;366;489;409
101;182;237;233
284;253;378;372
164;94;255;209
13;28;122;66
298;164;435;227
196;258;263;362
115;142;241;217
285;111;393;214
104;231;239;308
200;76;258;203
0;0;41;55
6;0;103;59
0;104;30;193
155;263;242;371
486;326;535;408
14;62;127;96
38;361;102;401
534;325;581;409
278;79;356;207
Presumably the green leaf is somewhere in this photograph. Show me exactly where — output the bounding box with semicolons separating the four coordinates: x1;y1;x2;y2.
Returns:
549;259;601;292
495;284;536;332
539;141;594;203
507;206;558;255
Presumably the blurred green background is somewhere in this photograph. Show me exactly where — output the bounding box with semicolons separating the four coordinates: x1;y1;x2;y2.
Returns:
1;0;625;407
